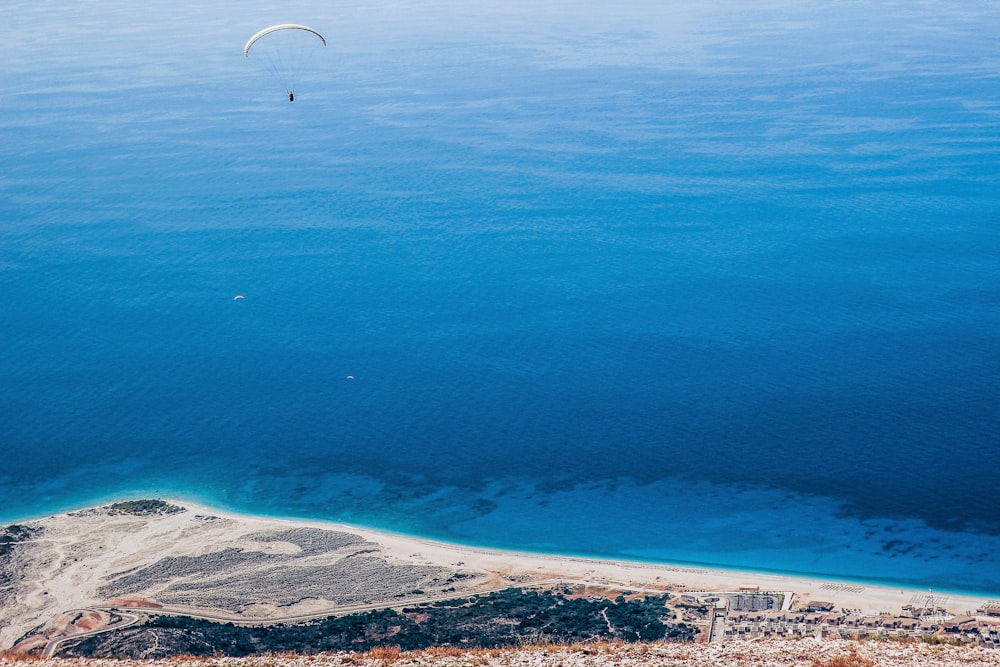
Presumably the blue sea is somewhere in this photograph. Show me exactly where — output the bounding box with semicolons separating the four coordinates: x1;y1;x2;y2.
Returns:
3;1;999;595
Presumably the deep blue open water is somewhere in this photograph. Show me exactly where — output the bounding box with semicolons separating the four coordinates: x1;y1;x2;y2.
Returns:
3;1;999;594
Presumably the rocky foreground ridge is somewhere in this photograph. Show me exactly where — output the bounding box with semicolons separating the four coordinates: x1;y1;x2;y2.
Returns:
3;640;999;667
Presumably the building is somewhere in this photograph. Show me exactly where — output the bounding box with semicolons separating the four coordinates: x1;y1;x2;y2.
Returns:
977;602;1000;618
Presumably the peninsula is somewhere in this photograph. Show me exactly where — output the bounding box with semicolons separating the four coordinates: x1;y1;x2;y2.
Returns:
2;499;998;665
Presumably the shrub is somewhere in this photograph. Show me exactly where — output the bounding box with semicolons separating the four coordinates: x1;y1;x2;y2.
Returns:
810;649;874;667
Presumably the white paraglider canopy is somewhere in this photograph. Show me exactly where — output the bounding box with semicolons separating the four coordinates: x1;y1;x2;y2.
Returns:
244;24;326;101
244;24;326;57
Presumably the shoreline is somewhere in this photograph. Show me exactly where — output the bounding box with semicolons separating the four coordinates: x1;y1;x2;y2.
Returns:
217;503;995;606
6;494;999;601
3;496;998;652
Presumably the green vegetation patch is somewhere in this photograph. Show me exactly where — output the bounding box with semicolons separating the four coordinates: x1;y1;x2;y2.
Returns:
107;499;186;516
62;588;697;658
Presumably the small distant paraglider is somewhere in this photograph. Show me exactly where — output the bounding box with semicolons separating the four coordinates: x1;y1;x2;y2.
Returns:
233;295;245;300
345;375;355;380
244;24;326;102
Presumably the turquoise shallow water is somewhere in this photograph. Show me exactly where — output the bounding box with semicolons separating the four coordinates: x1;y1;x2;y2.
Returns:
2;0;999;594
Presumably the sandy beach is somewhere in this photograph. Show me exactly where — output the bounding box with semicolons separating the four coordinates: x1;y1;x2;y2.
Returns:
1;498;996;655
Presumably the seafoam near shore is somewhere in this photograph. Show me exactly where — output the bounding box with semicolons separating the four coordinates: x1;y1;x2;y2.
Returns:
1;499;994;653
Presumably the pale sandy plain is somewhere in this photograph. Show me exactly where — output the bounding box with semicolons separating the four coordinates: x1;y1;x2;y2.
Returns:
1;498;995;659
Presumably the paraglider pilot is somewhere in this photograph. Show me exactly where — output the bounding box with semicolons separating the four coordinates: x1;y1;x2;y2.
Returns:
289;92;294;102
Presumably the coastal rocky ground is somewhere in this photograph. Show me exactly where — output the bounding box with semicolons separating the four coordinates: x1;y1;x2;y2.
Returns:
3;500;998;663
1;501;489;652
